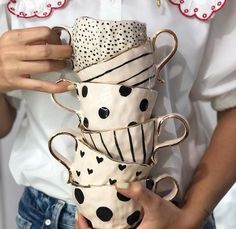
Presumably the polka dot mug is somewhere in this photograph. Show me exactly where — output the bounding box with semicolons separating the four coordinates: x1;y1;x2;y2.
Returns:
72;173;178;229
52;81;158;130
81;113;189;164
53;16;147;71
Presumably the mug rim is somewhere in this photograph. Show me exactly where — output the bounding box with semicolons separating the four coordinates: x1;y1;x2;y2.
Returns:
75;16;147;27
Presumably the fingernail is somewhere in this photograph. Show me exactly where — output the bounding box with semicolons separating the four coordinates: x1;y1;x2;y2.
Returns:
116;181;129;189
75;211;78;220
67;84;76;91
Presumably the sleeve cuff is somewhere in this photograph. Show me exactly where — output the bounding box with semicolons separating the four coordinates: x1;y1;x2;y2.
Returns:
211;89;236;111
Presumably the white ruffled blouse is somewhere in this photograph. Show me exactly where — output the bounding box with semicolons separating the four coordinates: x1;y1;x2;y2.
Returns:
0;0;235;203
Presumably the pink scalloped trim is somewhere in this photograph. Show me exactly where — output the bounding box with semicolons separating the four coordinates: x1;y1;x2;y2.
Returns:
7;0;68;18
169;0;227;21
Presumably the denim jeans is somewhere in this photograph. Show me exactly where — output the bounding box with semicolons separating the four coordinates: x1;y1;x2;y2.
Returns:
16;187;216;229
16;187;76;229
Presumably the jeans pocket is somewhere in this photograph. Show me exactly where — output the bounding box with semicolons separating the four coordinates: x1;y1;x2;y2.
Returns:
16;213;32;229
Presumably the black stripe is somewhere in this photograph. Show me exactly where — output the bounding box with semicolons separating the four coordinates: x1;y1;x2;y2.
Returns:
113;131;124;161
99;133;113;158
132;74;156;87
141;124;146;164
89;134;98;151
127;128;136;162
118;64;154;84
84;52;153;82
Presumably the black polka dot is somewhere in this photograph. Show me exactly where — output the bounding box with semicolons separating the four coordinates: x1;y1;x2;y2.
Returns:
128;121;137;127
139;99;149;112
117;192;130;202
96;207;113;222
83;117;89;128
127;210;141;226
82;86;88;97
119;86;132;97
74;188;84;204
129;218;142;228
146;179;154;190
98;107;110;119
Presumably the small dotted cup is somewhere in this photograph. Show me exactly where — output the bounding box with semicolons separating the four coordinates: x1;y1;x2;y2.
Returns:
53;16;147;71
52;81;158;130
72;174;178;229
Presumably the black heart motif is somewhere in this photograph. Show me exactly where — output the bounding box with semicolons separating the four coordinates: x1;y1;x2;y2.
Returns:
87;168;93;175
96;156;104;164
118;164;126;171
76;171;81;177
80;150;85;158
109;178;117;185
136;171;142;176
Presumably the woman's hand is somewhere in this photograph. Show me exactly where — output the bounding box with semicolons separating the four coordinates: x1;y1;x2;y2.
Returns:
115;182;197;229
76;181;202;229
0;26;72;93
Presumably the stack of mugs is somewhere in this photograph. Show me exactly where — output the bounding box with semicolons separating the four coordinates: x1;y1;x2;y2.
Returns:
48;17;190;229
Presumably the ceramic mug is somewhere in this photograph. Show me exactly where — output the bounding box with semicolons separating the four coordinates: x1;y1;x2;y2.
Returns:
72;174;178;229
53;16;147;71
77;29;178;87
52;81;158;130
48;131;156;186
77;40;156;89
81;113;189;164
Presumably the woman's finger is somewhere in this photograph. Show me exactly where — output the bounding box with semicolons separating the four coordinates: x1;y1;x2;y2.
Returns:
77;214;92;229
10;60;67;75
1;27;62;45
13;77;75;93
116;181;161;212
4;44;72;61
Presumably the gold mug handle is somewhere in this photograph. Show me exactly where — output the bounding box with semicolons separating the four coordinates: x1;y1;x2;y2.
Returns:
52;25;72;45
52;25;75;68
48;130;80;186
150;113;190;164
150;173;179;201
51;79;82;126
151;29;178;83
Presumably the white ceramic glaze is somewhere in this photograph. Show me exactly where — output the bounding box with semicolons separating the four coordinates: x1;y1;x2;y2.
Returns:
82;113;189;164
72;174;178;229
52;82;158;130
54;16;147;71
77;40;157;88
48;131;155;186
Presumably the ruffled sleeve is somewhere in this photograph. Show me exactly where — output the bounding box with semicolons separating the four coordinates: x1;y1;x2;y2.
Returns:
169;0;226;21
190;1;236;111
7;0;67;18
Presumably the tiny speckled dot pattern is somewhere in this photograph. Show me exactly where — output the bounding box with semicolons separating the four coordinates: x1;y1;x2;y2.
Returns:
71;17;147;71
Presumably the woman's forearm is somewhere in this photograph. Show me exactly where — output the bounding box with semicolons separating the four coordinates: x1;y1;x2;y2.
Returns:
0;93;16;138
182;107;236;228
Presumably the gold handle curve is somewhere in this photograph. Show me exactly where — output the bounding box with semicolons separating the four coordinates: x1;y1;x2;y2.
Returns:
151;29;178;83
